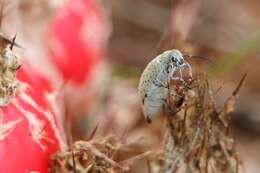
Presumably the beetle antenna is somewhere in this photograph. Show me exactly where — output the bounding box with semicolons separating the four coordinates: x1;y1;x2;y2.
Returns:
183;54;216;65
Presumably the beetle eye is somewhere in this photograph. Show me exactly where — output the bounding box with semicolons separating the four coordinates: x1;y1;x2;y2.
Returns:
171;56;175;62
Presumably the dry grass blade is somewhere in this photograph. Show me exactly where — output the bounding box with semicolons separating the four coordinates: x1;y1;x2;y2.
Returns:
219;73;247;128
119;150;151;166
81;141;128;171
232;73;247;96
87;123;99;141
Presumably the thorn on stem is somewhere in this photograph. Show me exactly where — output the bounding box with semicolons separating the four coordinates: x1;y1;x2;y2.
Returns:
232;73;247;96
10;34;17;50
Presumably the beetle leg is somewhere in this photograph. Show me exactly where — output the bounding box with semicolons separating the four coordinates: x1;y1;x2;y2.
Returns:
171;67;191;88
170;92;182;99
178;67;184;81
146;116;152;123
171;68;184;82
185;62;193;79
164;101;181;115
169;66;179;81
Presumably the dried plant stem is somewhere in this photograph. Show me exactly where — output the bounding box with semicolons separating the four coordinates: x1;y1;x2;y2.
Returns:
0;35;20;106
155;75;245;173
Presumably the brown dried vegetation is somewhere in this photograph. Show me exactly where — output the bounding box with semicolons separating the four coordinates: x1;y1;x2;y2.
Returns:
152;74;246;173
0;34;20;107
51;137;125;173
51;74;246;173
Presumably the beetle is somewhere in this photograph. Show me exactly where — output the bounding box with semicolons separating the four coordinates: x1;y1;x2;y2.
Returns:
138;49;193;123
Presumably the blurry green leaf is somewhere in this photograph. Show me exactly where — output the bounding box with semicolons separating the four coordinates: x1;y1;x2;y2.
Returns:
209;34;260;77
110;63;142;79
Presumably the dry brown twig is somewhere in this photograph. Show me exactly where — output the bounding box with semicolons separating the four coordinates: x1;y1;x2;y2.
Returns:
51;137;126;173
151;74;246;173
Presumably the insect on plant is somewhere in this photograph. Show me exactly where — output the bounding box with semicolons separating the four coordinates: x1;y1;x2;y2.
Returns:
138;49;205;123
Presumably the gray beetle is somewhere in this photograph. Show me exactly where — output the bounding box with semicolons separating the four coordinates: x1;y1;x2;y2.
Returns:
138;49;192;123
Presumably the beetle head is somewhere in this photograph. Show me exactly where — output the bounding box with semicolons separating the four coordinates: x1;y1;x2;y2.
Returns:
169;49;185;66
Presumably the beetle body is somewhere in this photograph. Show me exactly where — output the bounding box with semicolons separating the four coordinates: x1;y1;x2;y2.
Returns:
138;49;192;123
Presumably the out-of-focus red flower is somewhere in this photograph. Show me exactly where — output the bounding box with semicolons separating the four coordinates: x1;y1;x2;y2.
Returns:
47;0;107;85
0;63;66;173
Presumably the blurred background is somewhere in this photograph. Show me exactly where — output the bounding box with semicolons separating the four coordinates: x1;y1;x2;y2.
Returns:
1;0;260;172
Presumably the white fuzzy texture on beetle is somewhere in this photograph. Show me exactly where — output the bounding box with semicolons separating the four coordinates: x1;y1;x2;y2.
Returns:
138;49;192;123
